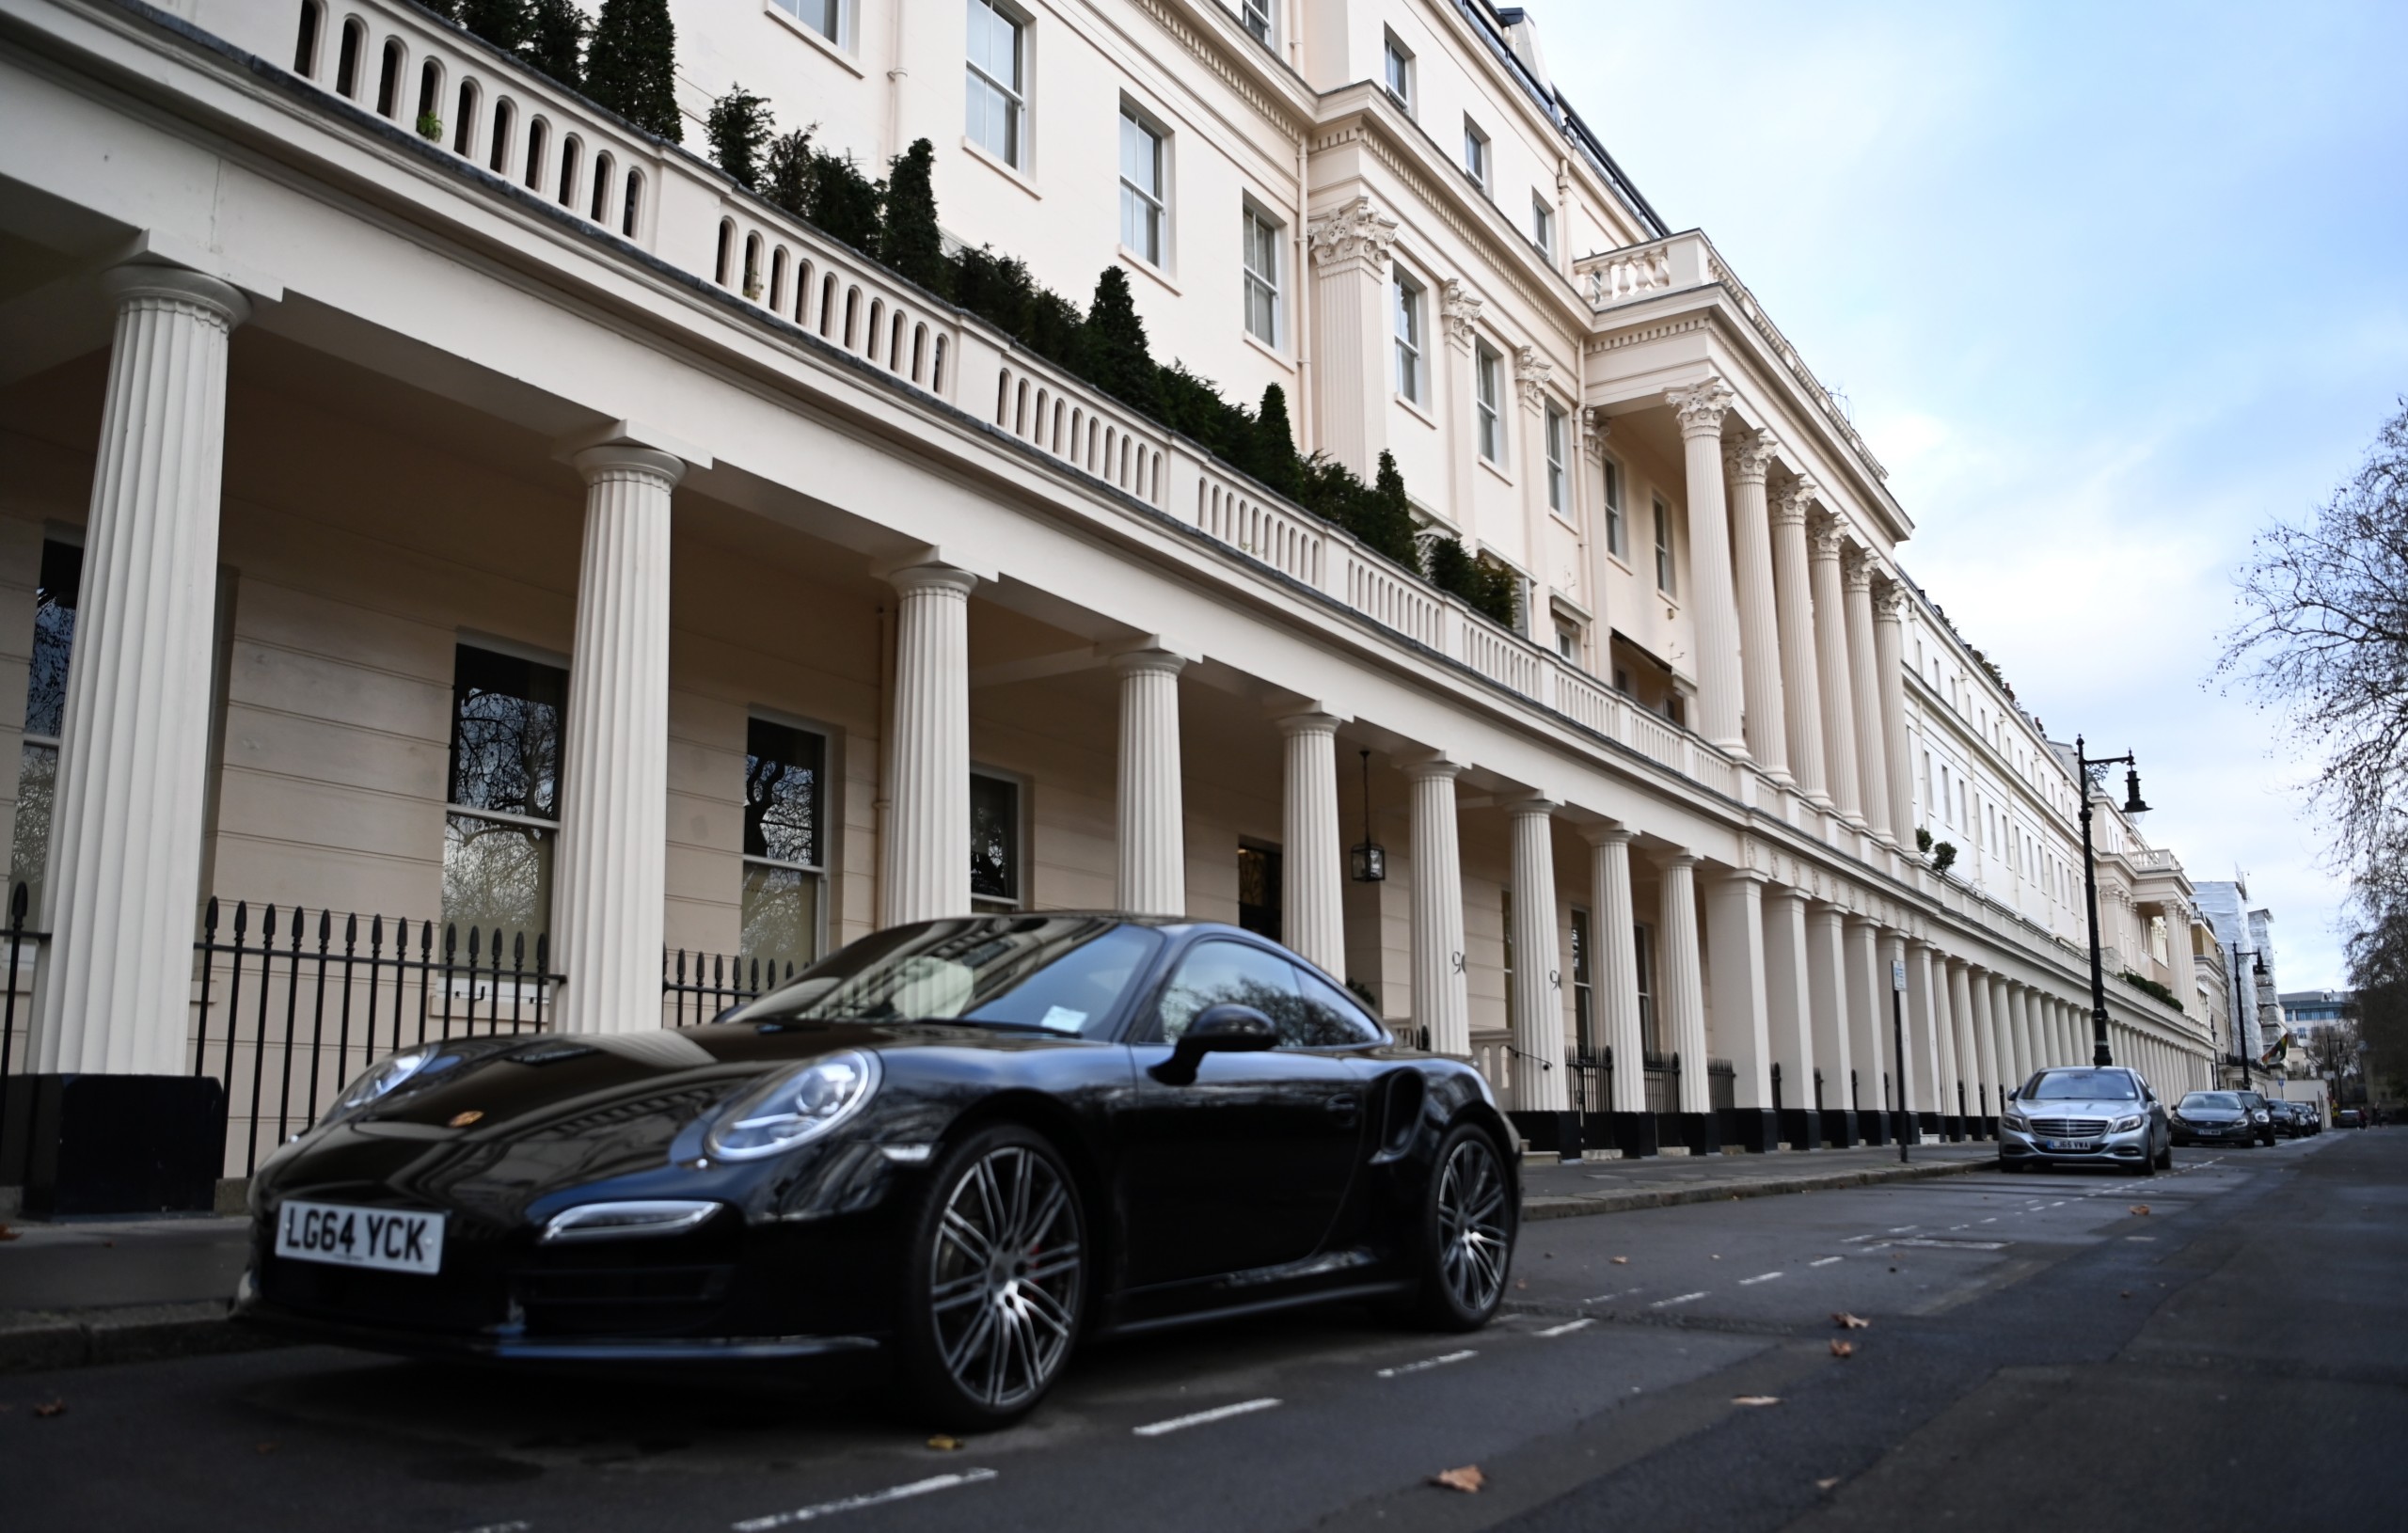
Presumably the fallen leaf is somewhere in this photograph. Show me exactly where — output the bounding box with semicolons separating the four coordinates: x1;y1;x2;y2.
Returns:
1833;1312;1872;1330
33;1399;66;1418
1733;1396;1782;1407
1515;1279;1528;1289
0;1224;17;1241
926;1435;961;1452
1611;1256;1629;1265
1816;1478;1842;1491
1830;1340;1855;1359
1430;1465;1485;1493
2129;1205;2150;1216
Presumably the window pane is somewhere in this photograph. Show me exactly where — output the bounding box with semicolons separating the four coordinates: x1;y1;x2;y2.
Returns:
1154;939;1297;1042
24;540;82;741
1289;964;1385;1047
1237;844;1280;941
745;718;824;866
9;741;56;918
741;861;821;975
970;772;1020;901
744;915;1157;1035
442;811;553;944
448;644;567;820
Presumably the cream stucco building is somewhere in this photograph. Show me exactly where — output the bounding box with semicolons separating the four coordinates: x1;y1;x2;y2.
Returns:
0;0;2226;1178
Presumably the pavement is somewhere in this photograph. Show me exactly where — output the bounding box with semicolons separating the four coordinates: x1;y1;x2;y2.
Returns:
0;1141;1995;1375
0;1130;2391;1530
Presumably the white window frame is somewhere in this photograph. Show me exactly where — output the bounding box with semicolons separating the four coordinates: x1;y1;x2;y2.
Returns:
1393;271;1425;404
970;765;1027;912
1545;403;1569;515
1242;199;1283;346
965;0;1028;170
1602;455;1626;559
1117;103;1167;267
1474;341;1503;464
1530;193;1555;260
1463;117;1489;194
1653;494;1675;595
740;712;832;974
1239;0;1273;47
1383;30;1414;113
769;0;848;49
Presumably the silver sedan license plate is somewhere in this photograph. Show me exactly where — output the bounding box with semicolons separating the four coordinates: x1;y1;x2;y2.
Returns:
2046;1138;2098;1152
275;1199;445;1274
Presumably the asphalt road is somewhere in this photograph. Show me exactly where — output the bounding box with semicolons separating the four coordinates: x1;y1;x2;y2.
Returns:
5;1132;2400;1532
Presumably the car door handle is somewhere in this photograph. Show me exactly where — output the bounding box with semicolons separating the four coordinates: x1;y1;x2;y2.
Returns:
1325;1094;1360;1127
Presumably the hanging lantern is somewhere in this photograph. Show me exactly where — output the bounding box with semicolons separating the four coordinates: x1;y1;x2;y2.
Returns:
1350;749;1386;882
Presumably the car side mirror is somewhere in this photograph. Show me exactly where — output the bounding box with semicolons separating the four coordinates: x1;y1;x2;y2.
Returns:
1150;1004;1276;1084
2006;1089;2019;1103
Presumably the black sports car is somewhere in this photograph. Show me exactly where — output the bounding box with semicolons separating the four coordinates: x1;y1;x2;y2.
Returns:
237;915;1520;1426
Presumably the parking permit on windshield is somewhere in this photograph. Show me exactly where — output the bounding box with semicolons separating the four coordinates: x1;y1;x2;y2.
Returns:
1038;1005;1086;1033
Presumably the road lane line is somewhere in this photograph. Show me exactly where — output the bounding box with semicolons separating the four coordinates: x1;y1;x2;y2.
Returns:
734;1470;999;1529
1133;1399;1282;1436
1737;1272;1783;1286
1650;1291;1708;1308
1534;1318;1593;1337
1887;1225;1919;1233
1809;1256;1843;1267
1377;1350;1477;1378
1582;1287;1641;1304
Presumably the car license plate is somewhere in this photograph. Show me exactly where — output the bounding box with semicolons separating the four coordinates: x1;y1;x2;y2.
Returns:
275;1199;444;1274
2045;1139;2097;1152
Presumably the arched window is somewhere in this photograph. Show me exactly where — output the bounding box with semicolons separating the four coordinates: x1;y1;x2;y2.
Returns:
416;58;441;134
335;18;364;98
488;98;514;173
843;287;860;348
715;219;734;286
556;135;580;206
452;79;479;155
911;324;927;383
768;247;787;310
794;261;815;322
996;371;1012;425
621;170;643;236
523;117;547;190
376;39;403;119
931;335;946;392
819;275;837;334
293;1;323;76
588;152;612;222
890;311;906;371
865;298;883;354
742;233;763;298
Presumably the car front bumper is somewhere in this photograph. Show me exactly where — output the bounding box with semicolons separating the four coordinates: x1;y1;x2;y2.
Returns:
2169;1120;2262;1145
1998;1120;2152;1165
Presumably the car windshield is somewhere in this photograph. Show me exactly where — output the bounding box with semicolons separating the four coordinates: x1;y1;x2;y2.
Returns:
2179;1092;2241;1111
730;917;1163;1038
2023;1069;2138;1100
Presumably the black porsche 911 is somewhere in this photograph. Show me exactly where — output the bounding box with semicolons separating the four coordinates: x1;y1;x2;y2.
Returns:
237;914;1520;1427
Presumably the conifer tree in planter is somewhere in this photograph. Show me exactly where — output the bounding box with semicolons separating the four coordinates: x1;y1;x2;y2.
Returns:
878;139;950;297
1253;385;1301;498
524;0;587;88
453;0;531;52
587;0;680;142
1083;267;1160;419
706;86;774;190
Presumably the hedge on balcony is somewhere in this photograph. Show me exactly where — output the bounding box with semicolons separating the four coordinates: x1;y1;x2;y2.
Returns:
2118;969;2184;1015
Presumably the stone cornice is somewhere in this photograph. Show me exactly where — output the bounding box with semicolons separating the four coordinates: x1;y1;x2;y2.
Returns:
1130;0;1314;139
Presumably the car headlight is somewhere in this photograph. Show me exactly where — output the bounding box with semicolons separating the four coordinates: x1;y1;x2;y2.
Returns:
2112;1115;2144;1133
324;1047;441;1122
2002;1111;2029;1131
2252;1110;2269;1122
705;1051;880;1160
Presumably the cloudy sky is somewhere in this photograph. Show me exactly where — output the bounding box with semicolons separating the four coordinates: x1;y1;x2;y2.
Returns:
1537;0;2407;988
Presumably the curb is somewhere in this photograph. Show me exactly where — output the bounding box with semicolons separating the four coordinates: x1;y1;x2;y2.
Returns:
1521;1155;1986;1222
0;1301;284;1376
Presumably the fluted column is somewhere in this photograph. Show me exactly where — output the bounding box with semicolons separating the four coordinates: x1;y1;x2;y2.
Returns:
1114;650;1187;918
1441;280;1483;541
882;562;981;926
1508;798;1566;1111
1587;825;1645;1114
35;265;248;1073
1277;711;1345;974
1846;917;1886;1114
1764;884;1814;1133
1659;852;1709;1114
1844;548;1893;842
1772;482;1829;807
1947;960;1981;1129
551;443;687;1033
1668;380;1746;753
1971;968;2002;1119
1307;197;1398;481
1724;433;1788;782
1873;579;1914;841
1915;940;1951;1126
1809;514;1863;828
1408;758;1469;1058
1806;903;1853;1122
1704;869;1774;1124
2004;982;2033;1086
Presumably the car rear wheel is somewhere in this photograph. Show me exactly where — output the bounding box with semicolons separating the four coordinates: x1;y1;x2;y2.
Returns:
1408;1123;1514;1331
895;1124;1086;1430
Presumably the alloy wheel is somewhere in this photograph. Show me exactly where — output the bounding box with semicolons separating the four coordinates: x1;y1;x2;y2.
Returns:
1435;1135;1509;1314
927;1143;1083;1412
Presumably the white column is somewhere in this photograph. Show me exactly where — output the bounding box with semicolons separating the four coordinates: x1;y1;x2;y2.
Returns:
1277;711;1345;974
1846;917;1885;1112
1873;579;1914;845
1724;433;1788;782
1971;968;2003;1117
1705;869;1774;1112
1807;903;1852;1118
1764;884;1814;1127
2006;983;2034;1083
881;562;980;926
1809;514;1863;827
552;443;687;1034
1993;976;2022;1094
1949;960;1983;1124
1844;548;1893;842
1659;852;1709;1114
1668;379;1746;753
1588;825;1646;1114
1306;197;1398;481
1114;650;1187;918
1916;941;1951;1122
1883;930;1915;1121
36;265;248;1075
1508;798;1566;1111
1442;280;1484;538
1408;758;1469;1058
1772;481;1829;807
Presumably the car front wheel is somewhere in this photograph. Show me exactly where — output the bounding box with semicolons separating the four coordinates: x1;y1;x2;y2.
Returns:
1409;1122;1514;1330
894;1124;1087;1430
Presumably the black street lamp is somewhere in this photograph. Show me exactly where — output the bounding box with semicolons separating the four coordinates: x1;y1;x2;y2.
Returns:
1349;750;1386;883
2076;736;2148;1068
2227;946;2267;1090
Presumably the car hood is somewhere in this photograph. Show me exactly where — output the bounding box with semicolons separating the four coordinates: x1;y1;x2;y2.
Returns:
2012;1099;2147;1118
2174;1106;2247;1122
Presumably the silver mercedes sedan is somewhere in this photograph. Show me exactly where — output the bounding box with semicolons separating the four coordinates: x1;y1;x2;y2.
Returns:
1999;1066;2173;1175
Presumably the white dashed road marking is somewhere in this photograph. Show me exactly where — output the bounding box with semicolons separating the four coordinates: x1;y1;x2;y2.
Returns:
1809;1256;1844;1268
1737;1272;1783;1286
1534;1318;1594;1337
1583;1288;1642;1304
734;1470;999;1529
1376;1351;1477;1379
1651;1291;1709;1309
1133;1399;1282;1436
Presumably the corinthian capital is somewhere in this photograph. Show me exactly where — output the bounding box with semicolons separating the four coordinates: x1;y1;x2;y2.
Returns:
1580;406;1611;463
1872;577;1908;622
1841;543;1876;593
1773;477;1818;529
1307;196;1399;273
1808;509;1846;561
1441;277;1484;345
1722;428;1776;485
1667;376;1734;439
1513;344;1552;410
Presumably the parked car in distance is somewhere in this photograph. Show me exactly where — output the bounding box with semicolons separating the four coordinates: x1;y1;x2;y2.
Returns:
2336;1108;2366;1129
1999;1067;2173;1174
2266;1100;2301;1139
2230;1090;2280;1146
2288;1102;2321;1135
2169;1091;2260;1148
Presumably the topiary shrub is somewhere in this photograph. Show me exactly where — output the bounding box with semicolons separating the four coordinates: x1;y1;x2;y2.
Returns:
586;0;680;142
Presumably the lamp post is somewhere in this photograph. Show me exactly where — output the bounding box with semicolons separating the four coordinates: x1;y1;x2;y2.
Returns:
2227;946;2266;1090
2075;736;2148;1068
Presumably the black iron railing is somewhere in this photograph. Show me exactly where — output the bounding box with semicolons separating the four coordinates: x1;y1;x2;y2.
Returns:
662;949;798;1028
1707;1057;1735;1114
1642;1050;1680;1114
1568;1050;1612;1114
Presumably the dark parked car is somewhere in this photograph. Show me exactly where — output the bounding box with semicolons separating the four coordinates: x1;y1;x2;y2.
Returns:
237;915;1520;1427
2230;1090;2280;1146
1999;1067;2172;1173
2170;1091;2260;1147
2336;1108;2366;1129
